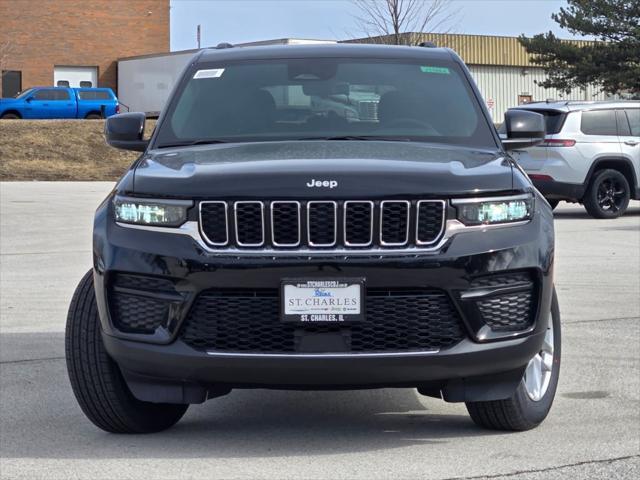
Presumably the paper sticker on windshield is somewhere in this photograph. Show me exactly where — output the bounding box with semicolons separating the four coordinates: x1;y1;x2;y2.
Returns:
420;66;450;75
193;69;225;79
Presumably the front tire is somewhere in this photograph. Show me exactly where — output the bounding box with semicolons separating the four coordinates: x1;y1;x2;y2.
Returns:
583;169;630;219
465;288;561;431
65;270;188;433
1;112;20;119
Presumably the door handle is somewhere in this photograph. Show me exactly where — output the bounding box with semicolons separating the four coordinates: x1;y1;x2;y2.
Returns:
624;140;639;146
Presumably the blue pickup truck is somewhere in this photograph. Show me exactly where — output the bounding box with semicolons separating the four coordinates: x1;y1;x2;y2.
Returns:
0;87;119;119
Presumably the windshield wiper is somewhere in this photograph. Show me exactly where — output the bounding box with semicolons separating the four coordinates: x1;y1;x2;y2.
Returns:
298;135;412;142
156;139;229;149
156;136;412;148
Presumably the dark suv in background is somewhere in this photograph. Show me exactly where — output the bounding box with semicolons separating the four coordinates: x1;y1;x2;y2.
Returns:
66;43;561;434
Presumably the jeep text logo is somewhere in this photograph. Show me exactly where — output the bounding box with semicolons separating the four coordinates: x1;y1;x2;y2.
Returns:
306;179;338;189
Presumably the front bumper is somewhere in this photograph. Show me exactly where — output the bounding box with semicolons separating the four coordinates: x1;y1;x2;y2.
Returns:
93;193;555;402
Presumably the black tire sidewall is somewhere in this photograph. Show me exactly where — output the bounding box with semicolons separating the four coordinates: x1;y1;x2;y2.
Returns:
1;113;20;119
65;270;188;433
585;169;630;218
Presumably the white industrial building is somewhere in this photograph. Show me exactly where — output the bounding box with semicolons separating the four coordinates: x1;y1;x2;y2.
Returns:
117;38;337;115
117;33;610;120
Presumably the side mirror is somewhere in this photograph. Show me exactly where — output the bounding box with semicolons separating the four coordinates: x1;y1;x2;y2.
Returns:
104;112;149;152
25;97;33;103
501;109;545;151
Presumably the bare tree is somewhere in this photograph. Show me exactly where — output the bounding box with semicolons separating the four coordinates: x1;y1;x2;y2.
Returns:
352;0;458;45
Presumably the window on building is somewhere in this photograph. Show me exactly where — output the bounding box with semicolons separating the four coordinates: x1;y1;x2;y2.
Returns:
33;89;71;101
580;110;618;136
518;95;533;105
2;70;22;98
77;90;111;100
56;80;70;87
79;81;93;88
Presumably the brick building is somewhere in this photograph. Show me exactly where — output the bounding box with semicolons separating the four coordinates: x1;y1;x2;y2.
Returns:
0;0;169;97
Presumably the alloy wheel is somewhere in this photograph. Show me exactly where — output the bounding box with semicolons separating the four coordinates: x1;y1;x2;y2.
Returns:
596;177;626;213
524;320;554;401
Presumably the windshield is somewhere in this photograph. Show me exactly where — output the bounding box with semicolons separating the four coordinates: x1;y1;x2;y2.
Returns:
13;88;34;99
154;57;496;149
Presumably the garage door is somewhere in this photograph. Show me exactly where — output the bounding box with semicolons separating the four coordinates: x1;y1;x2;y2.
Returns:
54;66;98;88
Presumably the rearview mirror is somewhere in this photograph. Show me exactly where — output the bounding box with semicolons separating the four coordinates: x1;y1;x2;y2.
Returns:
104;112;149;152
501;110;545;151
333;82;350;96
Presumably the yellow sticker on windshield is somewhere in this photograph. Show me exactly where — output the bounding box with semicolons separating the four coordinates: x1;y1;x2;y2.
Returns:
420;66;450;75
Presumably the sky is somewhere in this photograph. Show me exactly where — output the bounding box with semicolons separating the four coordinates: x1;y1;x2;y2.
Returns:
170;0;583;52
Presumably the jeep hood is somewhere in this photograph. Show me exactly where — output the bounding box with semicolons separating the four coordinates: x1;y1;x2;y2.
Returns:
130;141;514;198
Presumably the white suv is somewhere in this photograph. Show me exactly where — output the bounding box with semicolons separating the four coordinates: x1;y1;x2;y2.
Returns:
503;101;639;218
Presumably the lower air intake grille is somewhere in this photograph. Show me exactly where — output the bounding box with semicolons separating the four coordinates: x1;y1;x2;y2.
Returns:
110;294;168;333
109;274;175;334
471;272;533;288
478;292;534;331
471;272;536;332
180;288;466;353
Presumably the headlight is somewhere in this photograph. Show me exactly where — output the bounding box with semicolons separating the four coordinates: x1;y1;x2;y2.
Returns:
113;196;192;227
452;193;534;226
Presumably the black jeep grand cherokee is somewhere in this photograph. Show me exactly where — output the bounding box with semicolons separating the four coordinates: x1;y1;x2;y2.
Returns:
66;43;561;433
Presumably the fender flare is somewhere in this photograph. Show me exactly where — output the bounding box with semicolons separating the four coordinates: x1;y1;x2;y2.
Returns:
583;157;639;198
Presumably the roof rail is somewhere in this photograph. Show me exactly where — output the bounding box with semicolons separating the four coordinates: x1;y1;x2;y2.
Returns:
521;99;566;105
565;100;598;105
215;42;234;49
418;41;437;48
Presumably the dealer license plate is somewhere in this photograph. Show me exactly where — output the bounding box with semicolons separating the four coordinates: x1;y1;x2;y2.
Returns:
281;278;365;323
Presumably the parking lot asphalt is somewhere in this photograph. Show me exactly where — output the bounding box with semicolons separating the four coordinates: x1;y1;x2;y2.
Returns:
1;181;639;480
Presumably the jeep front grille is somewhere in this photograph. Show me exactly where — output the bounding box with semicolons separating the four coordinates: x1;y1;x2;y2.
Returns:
199;199;445;250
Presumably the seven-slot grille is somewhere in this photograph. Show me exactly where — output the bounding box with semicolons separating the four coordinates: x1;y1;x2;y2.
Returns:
199;200;445;250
